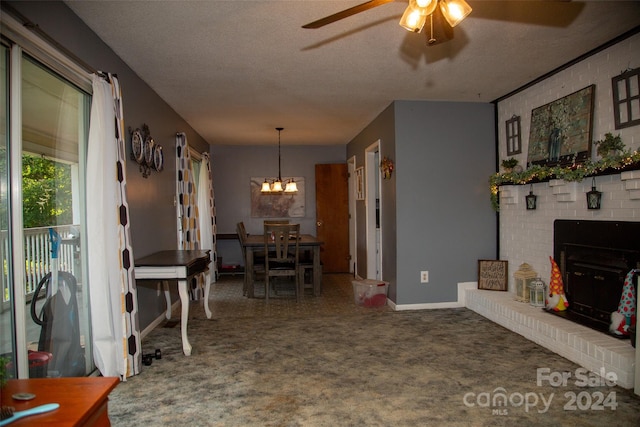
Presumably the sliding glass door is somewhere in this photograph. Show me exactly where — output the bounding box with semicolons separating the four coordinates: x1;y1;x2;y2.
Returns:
0;42;15;379
1;34;94;378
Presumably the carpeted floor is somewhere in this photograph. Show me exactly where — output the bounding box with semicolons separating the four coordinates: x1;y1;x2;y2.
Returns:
108;274;640;426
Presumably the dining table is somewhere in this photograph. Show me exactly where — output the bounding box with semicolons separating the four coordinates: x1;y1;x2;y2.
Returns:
242;234;323;298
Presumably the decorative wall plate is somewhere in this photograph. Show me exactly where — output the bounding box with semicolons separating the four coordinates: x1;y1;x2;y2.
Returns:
131;129;144;164
153;145;164;171
143;136;155;166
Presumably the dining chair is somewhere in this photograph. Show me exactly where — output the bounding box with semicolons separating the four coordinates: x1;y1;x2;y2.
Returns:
298;258;322;297
237;222;264;296
263;223;300;301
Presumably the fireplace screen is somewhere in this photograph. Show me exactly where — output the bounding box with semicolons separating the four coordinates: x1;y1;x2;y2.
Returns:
553;220;640;335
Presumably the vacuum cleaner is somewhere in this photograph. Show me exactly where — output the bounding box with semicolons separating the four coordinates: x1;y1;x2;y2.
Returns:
29;228;85;377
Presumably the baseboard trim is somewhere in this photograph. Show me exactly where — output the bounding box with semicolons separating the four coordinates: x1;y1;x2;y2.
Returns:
391;281;477;311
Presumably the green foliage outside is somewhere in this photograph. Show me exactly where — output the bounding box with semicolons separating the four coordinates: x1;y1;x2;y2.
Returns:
21;154;72;228
0;151;73;228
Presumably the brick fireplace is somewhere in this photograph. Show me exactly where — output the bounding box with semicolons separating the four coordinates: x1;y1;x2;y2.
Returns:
477;171;640;389
491;32;640;392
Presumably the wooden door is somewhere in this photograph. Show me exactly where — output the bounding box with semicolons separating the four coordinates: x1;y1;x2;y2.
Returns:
315;163;349;273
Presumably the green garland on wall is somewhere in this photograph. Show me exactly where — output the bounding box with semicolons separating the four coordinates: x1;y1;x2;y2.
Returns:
489;150;640;211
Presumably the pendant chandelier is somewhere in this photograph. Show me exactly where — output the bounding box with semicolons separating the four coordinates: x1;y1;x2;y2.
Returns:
261;127;297;194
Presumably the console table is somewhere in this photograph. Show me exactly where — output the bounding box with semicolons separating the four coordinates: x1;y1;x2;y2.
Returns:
134;250;211;356
0;377;119;426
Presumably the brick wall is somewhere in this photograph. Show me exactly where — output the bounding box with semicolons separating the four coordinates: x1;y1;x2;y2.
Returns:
496;33;640;291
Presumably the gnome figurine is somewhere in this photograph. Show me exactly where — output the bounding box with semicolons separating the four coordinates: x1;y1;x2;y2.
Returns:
546;256;569;312
610;269;639;336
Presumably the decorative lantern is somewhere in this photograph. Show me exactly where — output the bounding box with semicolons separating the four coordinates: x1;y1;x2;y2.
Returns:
586;177;602;210
514;263;537;303
525;184;537;210
529;277;546;307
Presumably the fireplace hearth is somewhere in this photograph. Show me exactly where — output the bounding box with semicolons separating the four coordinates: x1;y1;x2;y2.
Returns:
552;220;640;336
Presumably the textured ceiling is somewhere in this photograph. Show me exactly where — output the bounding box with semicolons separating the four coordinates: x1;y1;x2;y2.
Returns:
64;1;640;146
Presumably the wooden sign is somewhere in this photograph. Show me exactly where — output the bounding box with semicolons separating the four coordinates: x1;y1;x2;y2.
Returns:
478;260;508;291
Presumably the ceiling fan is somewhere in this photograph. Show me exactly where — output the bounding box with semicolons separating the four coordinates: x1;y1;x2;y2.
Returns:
302;0;473;45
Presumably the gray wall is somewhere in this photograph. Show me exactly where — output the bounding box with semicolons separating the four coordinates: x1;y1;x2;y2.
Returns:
346;104;397;298
211;145;346;265
348;101;497;305
9;1;210;329
395;100;496;304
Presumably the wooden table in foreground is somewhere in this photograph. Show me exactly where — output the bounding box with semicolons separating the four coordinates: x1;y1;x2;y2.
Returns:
134;250;211;356
0;377;119;426
243;234;323;298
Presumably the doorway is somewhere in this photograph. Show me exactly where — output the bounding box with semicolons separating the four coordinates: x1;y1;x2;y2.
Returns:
365;141;382;280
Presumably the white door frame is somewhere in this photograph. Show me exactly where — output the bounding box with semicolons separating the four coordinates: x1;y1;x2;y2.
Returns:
347;156;357;275
365;140;382;280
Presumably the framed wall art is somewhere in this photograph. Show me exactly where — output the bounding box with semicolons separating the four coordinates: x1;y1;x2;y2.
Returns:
477;260;508;291
612;67;640;129
527;85;595;167
355;167;364;200
505;115;522;156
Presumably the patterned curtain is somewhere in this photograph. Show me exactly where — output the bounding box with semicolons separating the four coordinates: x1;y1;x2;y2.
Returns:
87;73;141;379
198;152;218;281
176;132;201;249
176;133;203;299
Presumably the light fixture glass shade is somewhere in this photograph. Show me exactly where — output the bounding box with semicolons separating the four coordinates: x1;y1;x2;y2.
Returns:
399;6;427;32
261;180;272;193
411;0;438;16
439;0;472;27
284;180;298;193
272;180;284;193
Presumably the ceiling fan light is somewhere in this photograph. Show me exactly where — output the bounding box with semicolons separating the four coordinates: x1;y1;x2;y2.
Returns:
440;0;472;27
411;0;438;16
399;6;427;33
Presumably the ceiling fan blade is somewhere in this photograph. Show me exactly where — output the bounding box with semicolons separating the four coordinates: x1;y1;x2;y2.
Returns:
469;1;585;27
302;0;396;29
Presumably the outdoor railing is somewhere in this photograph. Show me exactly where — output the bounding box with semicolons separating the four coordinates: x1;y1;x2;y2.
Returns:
1;225;79;304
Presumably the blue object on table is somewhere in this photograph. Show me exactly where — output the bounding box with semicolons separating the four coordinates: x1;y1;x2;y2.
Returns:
0;403;60;426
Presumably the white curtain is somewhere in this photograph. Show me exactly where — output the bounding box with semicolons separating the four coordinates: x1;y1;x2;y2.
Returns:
87;73;140;379
197;152;218;282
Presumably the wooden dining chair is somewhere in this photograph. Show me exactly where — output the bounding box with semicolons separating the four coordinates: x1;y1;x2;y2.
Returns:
263;223;300;301
237;222;264;296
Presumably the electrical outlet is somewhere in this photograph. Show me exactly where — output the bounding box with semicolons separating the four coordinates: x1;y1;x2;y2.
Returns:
420;271;429;283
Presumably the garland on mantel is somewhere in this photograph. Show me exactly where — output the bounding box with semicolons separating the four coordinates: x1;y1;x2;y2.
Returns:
490;150;640;211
